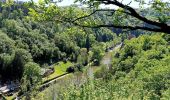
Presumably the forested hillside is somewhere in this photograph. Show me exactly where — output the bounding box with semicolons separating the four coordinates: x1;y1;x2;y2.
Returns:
0;2;120;81
0;0;170;100
40;33;170;100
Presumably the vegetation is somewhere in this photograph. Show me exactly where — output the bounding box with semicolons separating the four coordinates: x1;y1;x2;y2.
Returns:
0;0;170;100
43;61;73;81
0;1;120;99
0;1;119;81
42;34;170;100
72;0;170;33
21;62;41;94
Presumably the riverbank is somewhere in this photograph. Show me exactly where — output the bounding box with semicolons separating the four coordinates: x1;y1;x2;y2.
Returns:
31;43;122;99
6;43;122;100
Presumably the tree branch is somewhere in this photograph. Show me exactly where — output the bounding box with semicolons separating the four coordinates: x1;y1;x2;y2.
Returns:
98;0;170;29
51;0;170;34
72;22;163;33
72;9;131;22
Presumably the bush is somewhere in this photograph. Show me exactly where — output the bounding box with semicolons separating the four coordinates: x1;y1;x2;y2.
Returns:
74;64;83;72
66;66;75;73
94;65;109;79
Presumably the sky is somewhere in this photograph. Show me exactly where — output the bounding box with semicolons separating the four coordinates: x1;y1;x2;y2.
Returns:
17;0;140;8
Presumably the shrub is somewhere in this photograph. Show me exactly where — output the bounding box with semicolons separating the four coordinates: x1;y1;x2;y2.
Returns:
66;66;75;73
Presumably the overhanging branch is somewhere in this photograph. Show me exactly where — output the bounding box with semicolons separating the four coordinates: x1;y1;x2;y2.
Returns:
72;22;163;33
98;0;170;29
50;0;170;34
67;0;170;34
72;9;131;23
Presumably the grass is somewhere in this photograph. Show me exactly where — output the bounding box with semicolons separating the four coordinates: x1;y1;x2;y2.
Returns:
34;74;74;100
19;61;73;100
5;95;14;100
5;92;18;100
43;61;73;81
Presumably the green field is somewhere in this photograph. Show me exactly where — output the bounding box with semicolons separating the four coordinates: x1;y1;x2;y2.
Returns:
43;61;73;81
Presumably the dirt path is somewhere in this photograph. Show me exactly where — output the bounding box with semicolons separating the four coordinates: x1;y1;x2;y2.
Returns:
41;73;70;89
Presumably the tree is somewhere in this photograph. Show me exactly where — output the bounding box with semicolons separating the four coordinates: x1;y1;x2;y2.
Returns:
0;31;15;79
32;0;170;34
21;62;41;93
71;0;170;34
91;43;105;65
77;48;88;66
12;49;33;79
46;33;170;100
0;0;121;81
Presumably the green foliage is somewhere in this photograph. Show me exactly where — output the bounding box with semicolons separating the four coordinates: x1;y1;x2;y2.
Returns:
91;43;105;65
7;0;169;99
77;48;88;66
43;61;73;81
48;34;170;99
0;31;15;79
19;0;170;99
75;0;170;26
21;62;41;94
0;2;119;82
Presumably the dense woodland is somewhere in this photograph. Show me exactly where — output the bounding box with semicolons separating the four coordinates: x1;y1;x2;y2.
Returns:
49;33;170;99
0;1;120;81
0;0;170;100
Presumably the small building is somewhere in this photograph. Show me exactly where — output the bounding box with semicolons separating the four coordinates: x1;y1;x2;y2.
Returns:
0;81;20;95
41;68;54;78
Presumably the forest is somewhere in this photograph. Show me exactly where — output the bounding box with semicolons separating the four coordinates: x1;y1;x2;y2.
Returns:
0;0;170;100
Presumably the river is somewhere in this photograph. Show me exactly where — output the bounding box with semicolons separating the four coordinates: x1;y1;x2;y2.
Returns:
20;43;123;100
